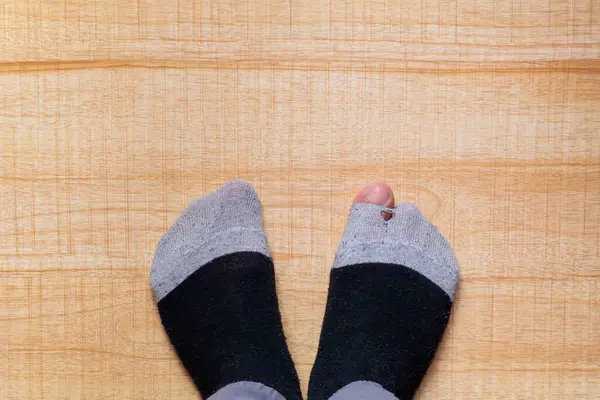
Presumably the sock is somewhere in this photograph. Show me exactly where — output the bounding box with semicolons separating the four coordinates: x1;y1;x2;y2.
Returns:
308;202;459;400
150;180;302;400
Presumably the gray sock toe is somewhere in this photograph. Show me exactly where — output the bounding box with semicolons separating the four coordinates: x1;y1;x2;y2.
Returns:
150;180;270;301
332;202;459;299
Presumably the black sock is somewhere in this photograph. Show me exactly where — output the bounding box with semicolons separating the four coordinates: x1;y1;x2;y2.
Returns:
308;202;459;400
150;180;302;400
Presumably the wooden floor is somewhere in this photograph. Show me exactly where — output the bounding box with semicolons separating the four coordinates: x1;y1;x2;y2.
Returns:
1;0;599;398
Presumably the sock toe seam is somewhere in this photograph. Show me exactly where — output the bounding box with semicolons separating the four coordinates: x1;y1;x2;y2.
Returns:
157;227;267;255
335;239;458;276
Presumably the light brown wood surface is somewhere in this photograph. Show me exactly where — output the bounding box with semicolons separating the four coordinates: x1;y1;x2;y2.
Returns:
1;0;599;398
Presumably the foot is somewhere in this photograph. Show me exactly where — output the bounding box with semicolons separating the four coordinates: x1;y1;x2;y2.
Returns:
308;182;459;400
151;180;302;400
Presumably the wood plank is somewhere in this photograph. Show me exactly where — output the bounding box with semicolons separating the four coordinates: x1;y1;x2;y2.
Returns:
1;0;599;398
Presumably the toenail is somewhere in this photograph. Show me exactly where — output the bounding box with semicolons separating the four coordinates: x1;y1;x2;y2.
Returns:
365;190;392;205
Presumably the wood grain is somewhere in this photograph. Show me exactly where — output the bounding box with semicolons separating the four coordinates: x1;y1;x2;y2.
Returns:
1;0;599;398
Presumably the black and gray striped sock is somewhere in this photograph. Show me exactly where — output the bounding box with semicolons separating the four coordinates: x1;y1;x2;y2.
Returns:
150;180;302;400
308;202;459;400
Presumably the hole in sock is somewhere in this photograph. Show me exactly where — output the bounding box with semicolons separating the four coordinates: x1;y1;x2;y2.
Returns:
380;207;394;221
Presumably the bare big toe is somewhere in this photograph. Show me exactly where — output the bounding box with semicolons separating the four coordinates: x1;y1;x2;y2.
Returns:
353;182;395;220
